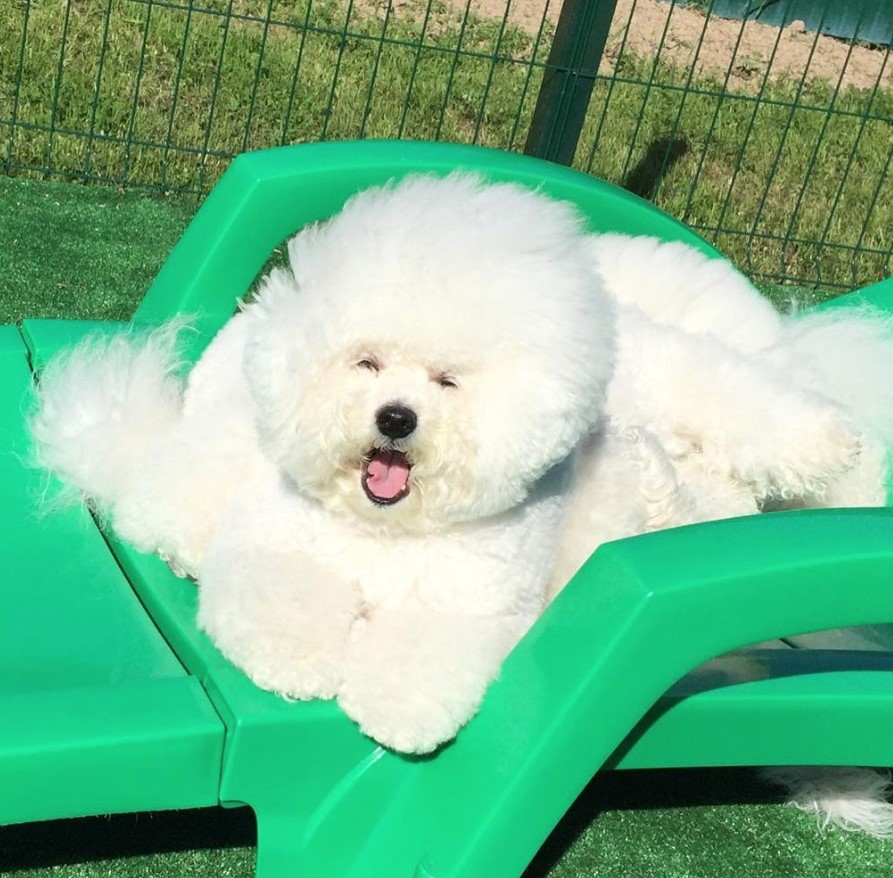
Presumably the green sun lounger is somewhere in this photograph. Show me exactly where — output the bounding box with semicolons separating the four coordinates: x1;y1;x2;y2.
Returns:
4;140;893;878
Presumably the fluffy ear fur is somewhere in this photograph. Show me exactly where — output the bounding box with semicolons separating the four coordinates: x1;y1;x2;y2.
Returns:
469;308;615;516
242;266;311;470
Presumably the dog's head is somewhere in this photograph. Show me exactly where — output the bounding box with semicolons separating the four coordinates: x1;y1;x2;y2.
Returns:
243;174;616;531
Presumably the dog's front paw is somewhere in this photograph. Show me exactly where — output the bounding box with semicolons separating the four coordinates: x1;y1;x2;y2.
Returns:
338;677;462;754
242;646;346;701
820;411;862;473
200;602;353;700
337;609;520;754
338;624;470;754
784;408;862;498
198;549;363;702
739;403;863;501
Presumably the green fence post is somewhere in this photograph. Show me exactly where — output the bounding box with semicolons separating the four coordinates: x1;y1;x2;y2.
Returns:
524;0;618;166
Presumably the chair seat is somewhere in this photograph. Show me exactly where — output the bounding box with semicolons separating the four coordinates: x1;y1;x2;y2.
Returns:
0;325;224;826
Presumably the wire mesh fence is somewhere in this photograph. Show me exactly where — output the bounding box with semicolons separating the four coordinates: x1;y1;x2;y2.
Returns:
1;0;553;192
1;0;891;290
579;1;893;291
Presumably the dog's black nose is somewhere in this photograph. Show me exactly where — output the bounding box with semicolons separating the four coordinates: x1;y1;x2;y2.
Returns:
376;404;417;440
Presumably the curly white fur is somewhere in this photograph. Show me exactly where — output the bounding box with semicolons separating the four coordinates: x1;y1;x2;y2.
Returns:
763;767;893;837
30;322;186;510
30;175;625;754
592;234;893;510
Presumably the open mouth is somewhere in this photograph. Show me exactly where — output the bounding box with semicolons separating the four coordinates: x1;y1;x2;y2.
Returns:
361;449;412;506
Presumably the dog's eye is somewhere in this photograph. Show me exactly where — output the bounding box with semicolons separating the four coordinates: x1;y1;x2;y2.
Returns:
435;372;458;389
356;357;380;373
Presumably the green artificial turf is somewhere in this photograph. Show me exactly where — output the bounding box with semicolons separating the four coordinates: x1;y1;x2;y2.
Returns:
2;175;892;877
0;174;196;323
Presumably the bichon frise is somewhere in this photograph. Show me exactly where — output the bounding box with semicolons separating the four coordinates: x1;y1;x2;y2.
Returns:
30;174;893;828
33;175;631;754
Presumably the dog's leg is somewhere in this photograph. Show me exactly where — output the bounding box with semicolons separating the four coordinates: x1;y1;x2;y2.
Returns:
338;607;528;754
111;312;268;576
197;466;364;699
609;311;862;501
197;545;362;700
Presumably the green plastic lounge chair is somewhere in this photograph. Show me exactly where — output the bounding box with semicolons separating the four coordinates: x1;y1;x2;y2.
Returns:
5;140;893;878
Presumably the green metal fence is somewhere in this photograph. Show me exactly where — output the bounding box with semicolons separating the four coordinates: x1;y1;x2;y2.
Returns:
1;0;891;290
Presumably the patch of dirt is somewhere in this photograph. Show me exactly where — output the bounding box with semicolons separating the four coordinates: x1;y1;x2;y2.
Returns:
466;0;893;92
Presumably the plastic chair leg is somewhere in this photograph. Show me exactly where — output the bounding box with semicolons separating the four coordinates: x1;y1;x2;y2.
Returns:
253;805;304;878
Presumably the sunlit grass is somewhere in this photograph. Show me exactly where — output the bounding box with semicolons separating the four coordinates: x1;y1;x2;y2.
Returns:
1;0;890;288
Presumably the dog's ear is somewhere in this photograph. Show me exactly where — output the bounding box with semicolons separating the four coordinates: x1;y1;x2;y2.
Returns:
243;268;308;467
464;279;617;520
469;356;609;518
286;224;326;288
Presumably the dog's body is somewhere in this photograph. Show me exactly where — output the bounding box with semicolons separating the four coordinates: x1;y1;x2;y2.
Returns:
30;175;893;823
592;233;893;510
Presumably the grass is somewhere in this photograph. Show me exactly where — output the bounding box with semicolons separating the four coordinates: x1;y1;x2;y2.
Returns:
0;174;194;323
0;0;548;190
580;55;893;290
1;0;892;290
4;769;893;878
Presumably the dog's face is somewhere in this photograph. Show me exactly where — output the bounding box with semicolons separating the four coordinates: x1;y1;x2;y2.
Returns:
267;341;480;530
243;174;616;531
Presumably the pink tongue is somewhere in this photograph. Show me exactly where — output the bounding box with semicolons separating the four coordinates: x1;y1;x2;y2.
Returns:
365;451;411;500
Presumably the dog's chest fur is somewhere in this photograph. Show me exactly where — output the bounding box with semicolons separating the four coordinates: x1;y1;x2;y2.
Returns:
221;460;573;619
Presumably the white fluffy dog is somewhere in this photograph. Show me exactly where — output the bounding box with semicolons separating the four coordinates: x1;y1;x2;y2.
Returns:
30;175;893;824
33;176;628;754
